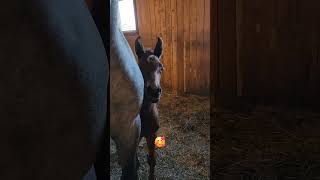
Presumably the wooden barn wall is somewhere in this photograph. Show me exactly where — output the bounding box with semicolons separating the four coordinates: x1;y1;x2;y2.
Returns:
215;0;320;104
125;0;210;96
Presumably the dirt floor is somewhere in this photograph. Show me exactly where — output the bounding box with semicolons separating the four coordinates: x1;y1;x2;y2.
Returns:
213;105;320;180
110;91;210;180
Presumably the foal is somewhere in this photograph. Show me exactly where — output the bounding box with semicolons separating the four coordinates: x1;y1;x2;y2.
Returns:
135;36;164;180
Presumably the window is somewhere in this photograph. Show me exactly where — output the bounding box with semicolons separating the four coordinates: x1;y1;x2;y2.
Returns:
118;0;137;32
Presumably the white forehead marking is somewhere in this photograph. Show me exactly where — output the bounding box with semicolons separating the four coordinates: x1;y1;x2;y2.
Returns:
147;55;160;63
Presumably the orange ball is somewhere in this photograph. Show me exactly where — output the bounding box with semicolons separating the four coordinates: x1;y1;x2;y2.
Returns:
154;136;166;148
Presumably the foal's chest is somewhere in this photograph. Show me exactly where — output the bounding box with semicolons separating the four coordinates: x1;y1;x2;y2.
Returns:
140;103;160;137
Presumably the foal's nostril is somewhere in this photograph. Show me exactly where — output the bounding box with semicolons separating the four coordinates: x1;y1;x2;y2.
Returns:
156;88;161;94
147;87;162;98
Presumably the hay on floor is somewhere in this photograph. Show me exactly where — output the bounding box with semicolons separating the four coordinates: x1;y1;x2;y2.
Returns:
110;91;210;179
214;106;320;180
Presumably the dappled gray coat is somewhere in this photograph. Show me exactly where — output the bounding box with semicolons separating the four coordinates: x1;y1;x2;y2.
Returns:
110;0;144;168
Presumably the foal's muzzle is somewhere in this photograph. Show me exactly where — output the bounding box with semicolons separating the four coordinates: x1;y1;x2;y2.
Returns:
146;87;162;103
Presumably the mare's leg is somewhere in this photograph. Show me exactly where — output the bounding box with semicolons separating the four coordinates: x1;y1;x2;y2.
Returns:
121;147;138;180
146;134;157;180
114;115;141;180
114;135;139;180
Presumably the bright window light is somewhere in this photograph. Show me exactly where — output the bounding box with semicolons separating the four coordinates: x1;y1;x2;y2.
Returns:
118;0;137;32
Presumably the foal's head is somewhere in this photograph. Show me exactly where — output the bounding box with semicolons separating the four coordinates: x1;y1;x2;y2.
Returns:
135;36;164;103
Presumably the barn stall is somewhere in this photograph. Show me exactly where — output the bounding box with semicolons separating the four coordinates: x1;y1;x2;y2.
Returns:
212;0;320;179
110;0;210;179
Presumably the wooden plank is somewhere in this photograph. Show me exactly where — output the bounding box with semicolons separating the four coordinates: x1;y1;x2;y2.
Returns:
200;0;207;94
176;0;185;94
155;0;165;87
149;0;157;43
211;0;218;105
164;0;172;89
133;0;211;95
144;0;152;45
154;0;161;39
135;0;142;34
203;0;210;95
171;0;178;93
189;0;198;93
193;0;204;93
136;0;148;39
158;0;170;89
158;0;166;87
183;0;191;93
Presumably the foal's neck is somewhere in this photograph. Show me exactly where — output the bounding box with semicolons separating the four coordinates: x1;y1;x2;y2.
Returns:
142;100;158;109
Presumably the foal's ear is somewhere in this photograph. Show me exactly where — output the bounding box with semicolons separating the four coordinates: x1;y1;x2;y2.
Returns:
135;36;145;58
154;37;163;59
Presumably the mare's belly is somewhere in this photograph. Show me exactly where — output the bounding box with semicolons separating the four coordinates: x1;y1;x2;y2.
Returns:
110;30;144;137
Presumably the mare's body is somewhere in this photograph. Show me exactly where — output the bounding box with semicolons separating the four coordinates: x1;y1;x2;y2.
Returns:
0;0;107;179
110;0;144;179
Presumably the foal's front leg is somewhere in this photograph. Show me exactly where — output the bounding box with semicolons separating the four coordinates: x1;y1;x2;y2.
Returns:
136;136;143;171
146;134;156;180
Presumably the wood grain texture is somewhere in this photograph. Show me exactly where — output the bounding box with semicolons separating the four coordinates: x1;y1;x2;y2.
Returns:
176;0;185;94
213;0;320;106
125;0;210;96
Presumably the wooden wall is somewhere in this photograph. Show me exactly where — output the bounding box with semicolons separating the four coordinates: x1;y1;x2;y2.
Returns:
125;0;210;95
214;0;320;105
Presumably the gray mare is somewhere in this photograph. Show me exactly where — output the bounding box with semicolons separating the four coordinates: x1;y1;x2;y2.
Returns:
110;0;144;179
